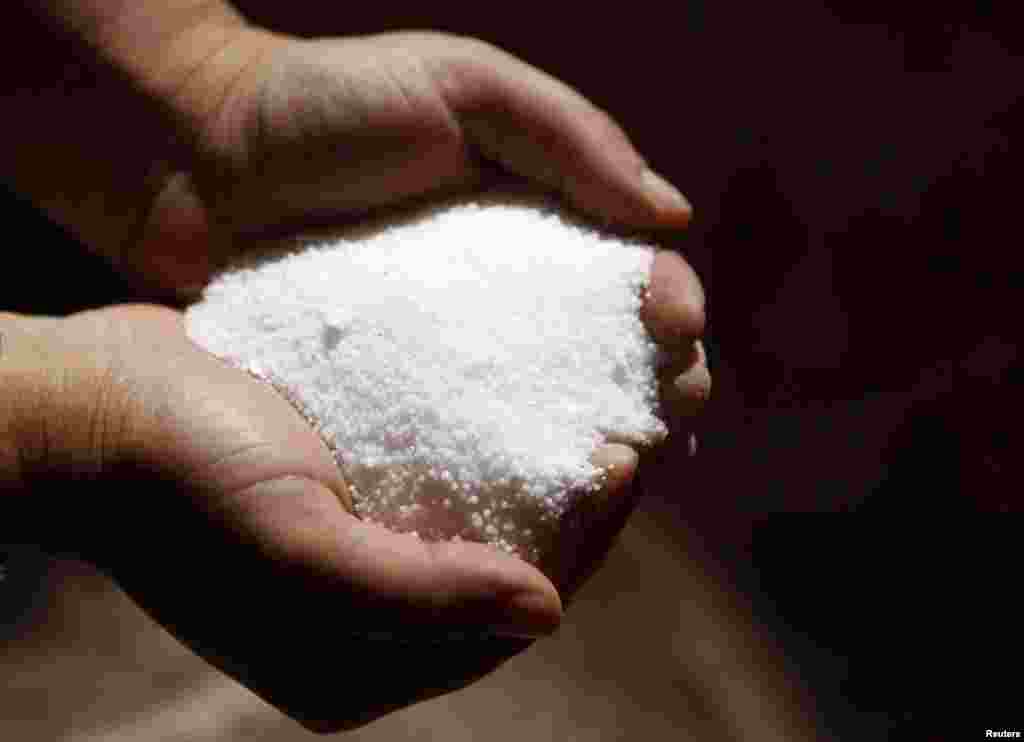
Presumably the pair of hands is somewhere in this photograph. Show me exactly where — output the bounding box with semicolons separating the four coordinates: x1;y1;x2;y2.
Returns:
2;7;709;733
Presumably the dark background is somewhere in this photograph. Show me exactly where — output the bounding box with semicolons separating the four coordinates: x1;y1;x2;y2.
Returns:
4;1;1020;738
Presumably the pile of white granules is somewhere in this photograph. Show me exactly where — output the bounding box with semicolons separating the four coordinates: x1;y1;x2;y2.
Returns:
185;193;668;562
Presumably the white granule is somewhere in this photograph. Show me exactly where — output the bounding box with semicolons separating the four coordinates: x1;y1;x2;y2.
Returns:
185;192;667;562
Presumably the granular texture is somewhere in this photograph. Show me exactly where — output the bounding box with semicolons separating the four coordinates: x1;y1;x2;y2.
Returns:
185;193;667;562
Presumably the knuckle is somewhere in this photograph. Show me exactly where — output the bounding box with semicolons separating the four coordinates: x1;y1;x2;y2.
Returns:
674;363;712;405
582;103;635;153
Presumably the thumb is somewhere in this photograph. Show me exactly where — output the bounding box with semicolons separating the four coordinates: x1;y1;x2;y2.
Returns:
219;475;563;639
108;473;560;732
435;37;693;228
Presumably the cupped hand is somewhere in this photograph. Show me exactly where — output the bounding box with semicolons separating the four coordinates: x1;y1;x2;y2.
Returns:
12;241;705;732
5;11;709;730
138;30;694;295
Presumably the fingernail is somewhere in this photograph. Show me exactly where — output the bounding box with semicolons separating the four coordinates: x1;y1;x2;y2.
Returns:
491;589;562;639
641;169;693;219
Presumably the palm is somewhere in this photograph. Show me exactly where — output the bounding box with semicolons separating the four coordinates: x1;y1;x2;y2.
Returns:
56;296;699;731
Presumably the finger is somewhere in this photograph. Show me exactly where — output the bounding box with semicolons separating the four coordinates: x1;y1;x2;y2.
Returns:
641;250;706;348
540;443;639;598
435;38;693;229
658;339;712;421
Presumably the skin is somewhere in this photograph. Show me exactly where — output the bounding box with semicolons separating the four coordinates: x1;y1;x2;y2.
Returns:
0;1;710;733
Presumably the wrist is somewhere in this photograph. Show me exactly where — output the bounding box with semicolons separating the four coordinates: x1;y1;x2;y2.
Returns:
0;313;122;550
0;5;287;283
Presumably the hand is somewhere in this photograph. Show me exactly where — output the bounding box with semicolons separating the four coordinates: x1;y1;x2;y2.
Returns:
0;5;693;296
139;29;696;295
1;4;708;731
0;243;705;732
